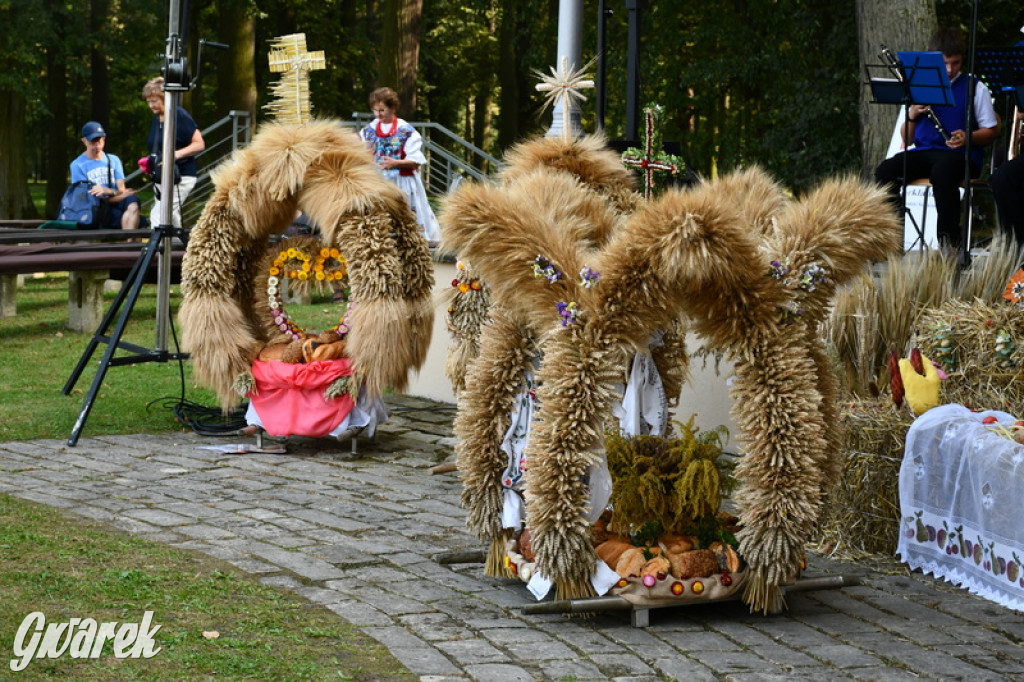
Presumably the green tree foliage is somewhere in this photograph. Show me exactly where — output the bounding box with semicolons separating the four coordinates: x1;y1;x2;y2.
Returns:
587;0;861;192
7;0;1024;220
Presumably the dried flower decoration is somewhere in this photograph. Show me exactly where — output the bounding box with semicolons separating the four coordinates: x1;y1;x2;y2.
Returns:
579;266;600;288
533;255;563;283
995;329;1016;367
451;277;482;293
1003;269;1024;304
779;300;803;323
929;320;957;369
798;263;827;292
769;257;827;292
769;258;790;280
267;244;349;339
556;300;580;326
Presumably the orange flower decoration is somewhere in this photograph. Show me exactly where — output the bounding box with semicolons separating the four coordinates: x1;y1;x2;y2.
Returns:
1004;269;1024;304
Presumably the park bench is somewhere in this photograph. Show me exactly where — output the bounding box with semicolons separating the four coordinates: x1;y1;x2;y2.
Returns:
0;227;184;332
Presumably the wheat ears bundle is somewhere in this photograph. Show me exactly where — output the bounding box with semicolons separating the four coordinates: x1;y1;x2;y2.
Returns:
178;120;434;409
442;135;900;613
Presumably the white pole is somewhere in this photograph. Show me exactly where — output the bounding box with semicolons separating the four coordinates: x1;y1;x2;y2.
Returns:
547;0;584;140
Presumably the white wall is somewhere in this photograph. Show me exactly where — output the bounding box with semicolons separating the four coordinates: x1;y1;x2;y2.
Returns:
406;260;739;446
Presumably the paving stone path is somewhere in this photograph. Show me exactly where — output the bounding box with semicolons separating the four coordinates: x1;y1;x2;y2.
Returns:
1;395;1022;681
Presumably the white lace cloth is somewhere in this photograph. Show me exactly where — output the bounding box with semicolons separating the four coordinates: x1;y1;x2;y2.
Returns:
897;403;1024;612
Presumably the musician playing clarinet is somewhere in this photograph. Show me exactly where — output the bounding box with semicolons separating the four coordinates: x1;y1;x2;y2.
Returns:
875;27;999;250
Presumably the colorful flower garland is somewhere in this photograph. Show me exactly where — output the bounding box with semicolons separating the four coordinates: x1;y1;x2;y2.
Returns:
267;245;350;339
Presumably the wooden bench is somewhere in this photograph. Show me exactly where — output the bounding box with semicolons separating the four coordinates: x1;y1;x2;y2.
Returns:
0;229;184;332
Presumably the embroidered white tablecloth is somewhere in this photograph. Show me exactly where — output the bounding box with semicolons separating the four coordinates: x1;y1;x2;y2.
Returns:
897;404;1024;612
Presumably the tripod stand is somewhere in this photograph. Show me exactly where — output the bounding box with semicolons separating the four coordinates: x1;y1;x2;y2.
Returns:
869;49;953;251
62;223;188;446
63;0;223;446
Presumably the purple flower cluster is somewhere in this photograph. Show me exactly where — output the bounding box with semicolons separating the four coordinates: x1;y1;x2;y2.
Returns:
579;266;600;288
556;301;580;327
769;258;790;280
533;255;562;283
798;263;827;292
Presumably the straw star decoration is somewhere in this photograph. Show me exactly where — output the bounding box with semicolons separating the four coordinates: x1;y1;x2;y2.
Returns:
535;56;596;143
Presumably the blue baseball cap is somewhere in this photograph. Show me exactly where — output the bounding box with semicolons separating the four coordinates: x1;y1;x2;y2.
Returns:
81;121;106;141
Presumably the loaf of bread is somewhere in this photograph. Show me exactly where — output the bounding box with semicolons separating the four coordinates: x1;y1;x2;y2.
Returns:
615;547;647;578
668;549;719;579
518;528;536;562
659;533;696;554
709;542;743;574
595;538;634;569
311;340;347;361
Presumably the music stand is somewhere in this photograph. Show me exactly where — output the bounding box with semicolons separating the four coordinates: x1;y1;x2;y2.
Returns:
975;47;1024;160
974;47;1024;96
868;50;953;250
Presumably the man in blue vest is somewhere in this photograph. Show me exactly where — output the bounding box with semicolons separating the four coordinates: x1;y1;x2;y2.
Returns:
70;121;141;230
875;28;999;249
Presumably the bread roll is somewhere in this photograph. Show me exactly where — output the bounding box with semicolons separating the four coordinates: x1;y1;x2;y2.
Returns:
641;555;671;579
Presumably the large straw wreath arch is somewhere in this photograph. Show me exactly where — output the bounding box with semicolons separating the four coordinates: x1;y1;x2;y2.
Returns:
179;120;434;409
442;136;900;613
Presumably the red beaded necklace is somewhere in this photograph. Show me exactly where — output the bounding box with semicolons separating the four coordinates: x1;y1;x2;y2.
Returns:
375;118;398;138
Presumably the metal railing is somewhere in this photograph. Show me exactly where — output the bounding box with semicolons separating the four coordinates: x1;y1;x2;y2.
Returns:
125;110;252;228
127;111;496;228
348;113;501;197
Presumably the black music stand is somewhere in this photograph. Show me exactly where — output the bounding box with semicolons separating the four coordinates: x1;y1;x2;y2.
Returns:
975;47;1024;96
868;50;953;250
975;46;1024;163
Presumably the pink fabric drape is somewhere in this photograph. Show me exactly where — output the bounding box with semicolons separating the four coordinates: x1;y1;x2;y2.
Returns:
249;359;355;437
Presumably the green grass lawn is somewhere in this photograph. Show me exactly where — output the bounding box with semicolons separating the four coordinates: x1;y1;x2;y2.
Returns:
0;274;343;442
0;495;414;681
0;275;412;680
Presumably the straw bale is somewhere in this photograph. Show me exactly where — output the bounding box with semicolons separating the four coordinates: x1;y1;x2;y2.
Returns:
818;401;912;558
917;298;1024;412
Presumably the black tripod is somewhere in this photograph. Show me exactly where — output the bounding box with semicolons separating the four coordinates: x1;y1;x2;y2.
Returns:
62;223;188;446
63;0;225;446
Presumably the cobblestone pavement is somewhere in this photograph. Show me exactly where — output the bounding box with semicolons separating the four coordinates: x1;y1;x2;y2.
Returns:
1;395;1022;681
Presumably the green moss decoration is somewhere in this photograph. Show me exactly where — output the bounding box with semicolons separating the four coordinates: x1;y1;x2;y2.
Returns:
605;417;733;539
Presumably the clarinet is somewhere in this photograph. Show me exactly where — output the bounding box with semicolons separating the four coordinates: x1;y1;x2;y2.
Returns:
880;45;953;143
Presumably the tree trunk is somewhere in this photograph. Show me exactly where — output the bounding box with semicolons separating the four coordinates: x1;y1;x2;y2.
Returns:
89;0;110;126
497;0;521;149
46;44;69;218
397;0;423;117
380;0;400;94
856;0;937;178
472;6;497;155
217;1;257;122
0;91;33;219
